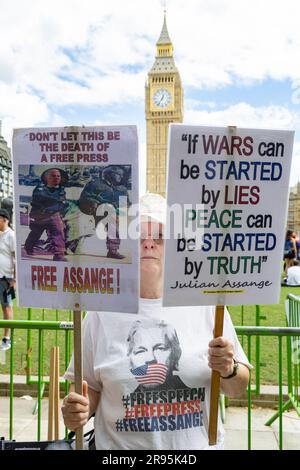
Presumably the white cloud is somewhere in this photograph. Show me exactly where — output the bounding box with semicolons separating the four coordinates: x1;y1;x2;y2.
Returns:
0;83;50;143
185;101;300;187
173;0;300;88
1;0;300;100
0;0;162;139
185;102;300;130
41;71;146;107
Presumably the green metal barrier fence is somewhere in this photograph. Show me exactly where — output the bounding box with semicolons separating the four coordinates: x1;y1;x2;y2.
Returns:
26;308;73;414
264;294;300;429
0;319;73;441
239;305;267;396
286;294;300;415
235;325;300;450
1;319;300;449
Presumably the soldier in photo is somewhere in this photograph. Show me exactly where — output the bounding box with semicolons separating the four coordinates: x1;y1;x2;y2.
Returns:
79;165;130;259
24;168;69;261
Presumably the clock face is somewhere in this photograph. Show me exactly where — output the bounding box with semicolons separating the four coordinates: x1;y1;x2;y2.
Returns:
153;88;172;108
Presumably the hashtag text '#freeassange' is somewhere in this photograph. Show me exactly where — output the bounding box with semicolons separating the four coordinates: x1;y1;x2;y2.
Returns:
115;412;204;433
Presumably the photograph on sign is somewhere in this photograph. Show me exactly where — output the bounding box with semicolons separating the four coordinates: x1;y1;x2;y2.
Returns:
163;124;294;307
13;126;139;313
18;164;132;263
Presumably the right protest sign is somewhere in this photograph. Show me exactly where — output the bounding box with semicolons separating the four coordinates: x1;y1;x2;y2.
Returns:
163;125;295;307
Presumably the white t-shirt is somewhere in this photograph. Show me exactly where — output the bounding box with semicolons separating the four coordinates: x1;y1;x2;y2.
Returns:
65;299;251;450
0;228;15;278
287;266;300;286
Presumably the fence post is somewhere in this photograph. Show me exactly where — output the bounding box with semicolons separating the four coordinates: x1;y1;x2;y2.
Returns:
278;336;283;450
9;329;14;440
247;335;252;451
26;308;32;385
37;329;43;441
255;305;261;396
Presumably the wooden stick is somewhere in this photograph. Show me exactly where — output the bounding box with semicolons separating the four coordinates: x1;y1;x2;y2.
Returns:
208;305;225;446
73;309;84;450
47;347;55;441
208;124;236;445
54;346;60;440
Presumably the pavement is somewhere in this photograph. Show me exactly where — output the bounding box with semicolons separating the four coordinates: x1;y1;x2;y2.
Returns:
224;406;300;450
0;396;299;450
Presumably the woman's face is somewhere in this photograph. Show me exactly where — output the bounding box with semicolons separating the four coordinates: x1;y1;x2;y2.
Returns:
140;221;164;283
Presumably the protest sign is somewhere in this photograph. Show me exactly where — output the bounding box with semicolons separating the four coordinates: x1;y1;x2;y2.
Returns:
163;124;294;307
13;126;139;313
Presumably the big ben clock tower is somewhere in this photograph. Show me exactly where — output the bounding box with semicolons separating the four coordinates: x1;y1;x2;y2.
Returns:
145;13;183;196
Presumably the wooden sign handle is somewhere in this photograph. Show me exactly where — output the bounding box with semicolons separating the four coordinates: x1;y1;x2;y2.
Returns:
48;346;60;441
208;305;225;446
73;309;84;450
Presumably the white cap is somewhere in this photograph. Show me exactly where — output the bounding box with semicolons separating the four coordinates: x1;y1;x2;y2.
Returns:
140;192;166;225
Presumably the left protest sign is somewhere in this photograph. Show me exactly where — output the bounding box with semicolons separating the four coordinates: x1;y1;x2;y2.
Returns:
12;125;139;313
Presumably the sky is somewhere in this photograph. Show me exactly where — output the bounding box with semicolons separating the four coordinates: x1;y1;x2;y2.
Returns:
1;0;300;192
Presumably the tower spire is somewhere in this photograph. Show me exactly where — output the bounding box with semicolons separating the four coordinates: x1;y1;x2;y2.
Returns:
157;10;171;46
163;0;167;14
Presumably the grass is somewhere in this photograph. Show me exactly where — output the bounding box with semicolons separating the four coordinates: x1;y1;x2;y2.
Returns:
0;305;73;377
1;286;300;385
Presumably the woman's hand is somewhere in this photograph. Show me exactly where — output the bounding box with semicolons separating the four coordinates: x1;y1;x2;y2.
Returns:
208;337;235;378
62;381;90;431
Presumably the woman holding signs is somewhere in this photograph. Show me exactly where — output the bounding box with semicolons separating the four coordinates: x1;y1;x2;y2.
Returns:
62;193;251;450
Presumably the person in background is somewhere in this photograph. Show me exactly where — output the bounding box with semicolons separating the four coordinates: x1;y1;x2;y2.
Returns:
0;209;16;351
61;193;251;450
285;260;300;286
283;230;297;275
292;231;300;261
